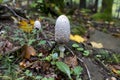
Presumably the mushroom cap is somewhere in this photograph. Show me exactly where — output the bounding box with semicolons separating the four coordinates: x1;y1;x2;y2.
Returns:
34;20;41;30
55;15;70;44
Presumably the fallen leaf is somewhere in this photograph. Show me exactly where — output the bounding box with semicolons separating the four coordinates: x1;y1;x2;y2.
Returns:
22;45;36;59
19;60;31;68
70;34;85;43
19;59;26;68
11;16;18;24
90;41;103;48
112;65;120;70
42;62;51;71
109;65;120;76
18;20;34;32
19;20;28;26
112;33;120;38
3;41;13;52
31;61;42;70
29;19;35;25
64;55;78;68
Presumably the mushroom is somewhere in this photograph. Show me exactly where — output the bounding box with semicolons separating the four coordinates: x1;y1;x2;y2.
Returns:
55;15;70;58
34;20;41;30
34;20;52;47
34;20;41;40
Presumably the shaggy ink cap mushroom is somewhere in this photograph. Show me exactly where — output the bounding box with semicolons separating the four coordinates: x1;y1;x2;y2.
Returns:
55;15;70;44
34;20;41;30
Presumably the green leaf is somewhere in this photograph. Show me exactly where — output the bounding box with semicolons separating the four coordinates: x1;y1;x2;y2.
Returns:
30;2;37;8
83;50;90;56
35;76;42;79
56;61;71;79
42;77;54;80
38;53;43;57
77;48;84;51
117;70;120;74
25;70;32;77
38;40;46;45
28;39;36;45
72;43;79;48
73;66;83;75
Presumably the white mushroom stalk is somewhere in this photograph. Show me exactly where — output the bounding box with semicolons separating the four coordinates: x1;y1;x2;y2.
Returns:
55;15;70;58
59;45;65;58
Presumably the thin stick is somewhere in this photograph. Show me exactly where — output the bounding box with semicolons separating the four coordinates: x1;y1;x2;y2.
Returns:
3;4;27;20
77;57;92;80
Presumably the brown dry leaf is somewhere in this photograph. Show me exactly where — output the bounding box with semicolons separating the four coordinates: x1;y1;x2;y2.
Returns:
31;61;42;70
90;41;103;48
109;65;120;76
45;72;57;78
19;60;31;68
112;65;120;70
42;62;51;71
22;45;36;59
3;41;13;52
64;55;78;68
19;59;26;68
112;33;120;38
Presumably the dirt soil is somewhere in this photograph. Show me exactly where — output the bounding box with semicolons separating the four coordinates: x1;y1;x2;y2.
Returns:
0;18;120;80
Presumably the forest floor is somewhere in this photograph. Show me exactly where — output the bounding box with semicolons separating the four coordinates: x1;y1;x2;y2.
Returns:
0;9;120;80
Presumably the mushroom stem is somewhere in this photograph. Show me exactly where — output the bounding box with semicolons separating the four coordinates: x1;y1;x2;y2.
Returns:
36;29;40;40
59;45;65;58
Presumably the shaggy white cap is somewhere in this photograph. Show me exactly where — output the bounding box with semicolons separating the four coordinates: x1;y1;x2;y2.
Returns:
34;20;41;30
55;15;70;43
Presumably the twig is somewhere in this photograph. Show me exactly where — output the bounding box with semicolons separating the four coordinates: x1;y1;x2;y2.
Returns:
77;57;92;80
2;4;27;20
65;45;75;55
65;45;92;80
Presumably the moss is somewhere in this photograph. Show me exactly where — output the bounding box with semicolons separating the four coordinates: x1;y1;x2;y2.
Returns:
92;0;113;21
71;25;87;35
91;13;112;21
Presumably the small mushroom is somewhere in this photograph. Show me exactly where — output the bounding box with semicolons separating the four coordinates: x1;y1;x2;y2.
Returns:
55;15;70;58
34;20;41;39
34;20;41;30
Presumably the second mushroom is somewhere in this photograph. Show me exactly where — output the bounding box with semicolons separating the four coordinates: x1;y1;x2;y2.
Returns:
55;15;70;58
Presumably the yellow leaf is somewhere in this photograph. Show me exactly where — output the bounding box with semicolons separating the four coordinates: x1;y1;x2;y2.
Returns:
70;34;85;43
90;41;103;48
18;20;34;32
20;25;33;32
29;19;34;25
19;20;28;26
